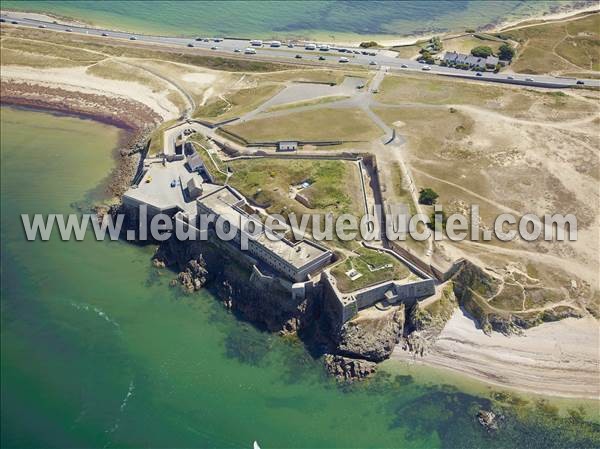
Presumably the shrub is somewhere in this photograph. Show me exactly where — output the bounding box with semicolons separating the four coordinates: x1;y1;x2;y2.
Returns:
419;188;439;205
359;41;379;48
470;46;493;57
498;43;515;61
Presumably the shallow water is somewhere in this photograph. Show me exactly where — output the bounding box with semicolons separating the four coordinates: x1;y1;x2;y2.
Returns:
1;106;599;448
3;0;571;41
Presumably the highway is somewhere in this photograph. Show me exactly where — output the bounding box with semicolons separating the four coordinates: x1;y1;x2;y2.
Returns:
2;11;599;89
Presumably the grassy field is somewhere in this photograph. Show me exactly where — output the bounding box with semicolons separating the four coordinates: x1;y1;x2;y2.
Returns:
187;134;229;184
500;12;600;74
265;95;350;112
441;34;507;55
1;36;105;63
376;73;597;120
193;84;283;121
330;247;411;293
86;60;166;91
222;107;383;143
257;69;367;85
0;47;87;68
227;158;362;217
147;118;179;156
377;73;501;105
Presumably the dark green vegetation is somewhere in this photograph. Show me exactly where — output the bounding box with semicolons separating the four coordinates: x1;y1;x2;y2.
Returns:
498;42;516;60
419;188;439;205
471;45;494;57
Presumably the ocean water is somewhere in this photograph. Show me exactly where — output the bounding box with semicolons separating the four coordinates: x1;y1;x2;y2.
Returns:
1;106;600;448
2;0;575;40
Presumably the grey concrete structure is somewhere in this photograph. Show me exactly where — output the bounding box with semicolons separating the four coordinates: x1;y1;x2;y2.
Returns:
195;186;333;282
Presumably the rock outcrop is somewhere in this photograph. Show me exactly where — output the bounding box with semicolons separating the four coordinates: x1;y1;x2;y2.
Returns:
323;354;377;382
171;256;208;293
336;305;405;362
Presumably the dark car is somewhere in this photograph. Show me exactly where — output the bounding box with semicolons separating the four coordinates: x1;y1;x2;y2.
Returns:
211;46;218;50
102;32;108;36
295;54;302;59
576;80;585;85
65;28;72;32
195;37;202;41
476;72;482;77
129;36;137;40
11;20;19;24
187;43;194;47
0;19;5;23
318;55;326;60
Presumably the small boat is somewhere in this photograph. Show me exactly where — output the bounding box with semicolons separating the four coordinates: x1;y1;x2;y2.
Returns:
253;441;261;449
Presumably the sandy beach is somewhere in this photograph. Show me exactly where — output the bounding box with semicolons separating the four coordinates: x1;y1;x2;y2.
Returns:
393;309;600;400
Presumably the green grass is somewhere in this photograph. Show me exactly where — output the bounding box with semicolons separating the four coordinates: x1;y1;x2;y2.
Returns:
265;95;350;112
330;247;411;293
187;134;228;184
222;107;383;143
1;36;105;63
227;158;361;217
147;119;180;156
257;69;365;85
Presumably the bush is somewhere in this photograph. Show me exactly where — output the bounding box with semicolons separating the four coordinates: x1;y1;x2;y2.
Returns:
359;41;378;48
470;46;493;57
427;210;447;231
465;28;476;33
498;43;515;61
419;188;439;205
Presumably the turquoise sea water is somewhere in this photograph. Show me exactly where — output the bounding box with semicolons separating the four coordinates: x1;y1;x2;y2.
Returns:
2;1;577;40
1;107;600;448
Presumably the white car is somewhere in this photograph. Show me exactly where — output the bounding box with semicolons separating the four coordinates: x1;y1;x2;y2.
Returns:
369;60;377;65
422;65;431;71
244;48;256;54
507;75;514;80
525;77;534;82
401;64;408;68
339;57;349;63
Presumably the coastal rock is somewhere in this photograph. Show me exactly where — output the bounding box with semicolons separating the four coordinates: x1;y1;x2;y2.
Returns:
337;305;405;362
323;354;376;382
173;256;208;293
477;409;500;432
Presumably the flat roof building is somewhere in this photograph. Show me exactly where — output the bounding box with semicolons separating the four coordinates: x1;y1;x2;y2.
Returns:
196;186;333;281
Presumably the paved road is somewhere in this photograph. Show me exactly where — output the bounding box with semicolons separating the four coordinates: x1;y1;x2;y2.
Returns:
2;12;599;89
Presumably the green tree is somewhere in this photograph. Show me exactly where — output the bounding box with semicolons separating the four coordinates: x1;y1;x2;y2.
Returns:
419;188;439;205
498;43;515;60
470;46;493;57
418;51;434;64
